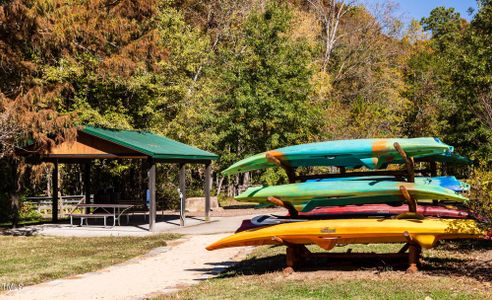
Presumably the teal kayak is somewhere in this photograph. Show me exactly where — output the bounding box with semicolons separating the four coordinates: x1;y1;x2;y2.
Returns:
307;176;470;193
222;138;453;175
414;152;471;165
235;180;468;212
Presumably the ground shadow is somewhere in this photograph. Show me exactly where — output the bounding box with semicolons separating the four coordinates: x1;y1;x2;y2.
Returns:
434;239;492;251
1;212;207;233
221;204;258;210
421;239;492;283
218;253;409;278
184;261;239;280
216;240;492;283
217;254;285;278
1;227;40;236
0;219;58;230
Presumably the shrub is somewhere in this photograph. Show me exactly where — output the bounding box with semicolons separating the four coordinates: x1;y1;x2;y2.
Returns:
19;201;42;221
467;168;492;231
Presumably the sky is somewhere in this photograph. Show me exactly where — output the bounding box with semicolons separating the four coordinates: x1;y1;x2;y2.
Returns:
389;0;478;22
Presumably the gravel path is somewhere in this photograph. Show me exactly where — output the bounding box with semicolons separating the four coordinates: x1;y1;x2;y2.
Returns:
1;234;250;300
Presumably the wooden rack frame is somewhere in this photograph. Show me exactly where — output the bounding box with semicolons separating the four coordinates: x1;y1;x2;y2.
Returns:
273;142;425;273
284;242;422;274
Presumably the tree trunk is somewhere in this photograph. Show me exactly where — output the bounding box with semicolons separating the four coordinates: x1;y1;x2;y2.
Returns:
243;172;250;188
308;0;352;71
227;177;234;197
216;175;225;197
46;165;52;197
10;193;20;229
9;158;21;228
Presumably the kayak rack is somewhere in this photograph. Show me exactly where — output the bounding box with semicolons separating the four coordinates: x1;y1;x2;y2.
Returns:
284;240;422;274
267;142;425;273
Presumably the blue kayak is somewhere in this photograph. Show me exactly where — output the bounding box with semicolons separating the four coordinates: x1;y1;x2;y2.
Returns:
306;176;470;193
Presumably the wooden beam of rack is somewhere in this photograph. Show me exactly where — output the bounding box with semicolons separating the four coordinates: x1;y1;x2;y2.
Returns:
393;142;415;182
266;152;296;183
399;185;417;213
267;196;298;218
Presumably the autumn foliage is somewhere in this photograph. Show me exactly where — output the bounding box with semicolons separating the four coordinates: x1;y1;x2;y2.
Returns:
0;0;492;225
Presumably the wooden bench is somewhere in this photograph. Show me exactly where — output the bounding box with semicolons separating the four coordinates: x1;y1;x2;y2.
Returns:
69;213;115;227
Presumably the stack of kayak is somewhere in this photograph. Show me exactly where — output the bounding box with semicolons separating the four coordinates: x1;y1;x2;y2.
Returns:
206;138;487;270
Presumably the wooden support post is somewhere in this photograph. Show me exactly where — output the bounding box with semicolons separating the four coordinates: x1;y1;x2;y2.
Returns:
284;245;310;274
265;152;296;183
179;163;187;226
393;142;415;183
52;160;59;223
286;246;297;270
148;159;156;232
430;161;438;177
441;162;448;175
83;162;91;214
204;162;212;221
404;231;421;273
268;196;298;218
399;185;417;213
339;166;346;174
407;244;421;273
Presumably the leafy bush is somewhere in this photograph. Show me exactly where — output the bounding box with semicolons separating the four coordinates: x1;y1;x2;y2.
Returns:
467;168;492;231
259;168;289;186
19;201;42;221
0;194;42;224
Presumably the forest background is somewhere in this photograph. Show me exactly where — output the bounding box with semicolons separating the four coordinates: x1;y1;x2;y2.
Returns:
1;0;492;225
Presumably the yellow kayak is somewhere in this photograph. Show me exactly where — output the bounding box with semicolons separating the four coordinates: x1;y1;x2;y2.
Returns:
206;219;484;251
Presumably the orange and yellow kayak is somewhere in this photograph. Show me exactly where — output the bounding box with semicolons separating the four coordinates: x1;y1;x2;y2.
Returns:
206;218;484;251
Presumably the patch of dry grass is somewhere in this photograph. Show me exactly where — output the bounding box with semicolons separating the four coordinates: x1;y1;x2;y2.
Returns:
159;240;492;300
159;272;489;300
0;234;181;289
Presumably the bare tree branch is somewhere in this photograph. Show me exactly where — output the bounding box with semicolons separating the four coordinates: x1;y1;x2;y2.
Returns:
307;0;356;71
187;0;252;95
475;87;492;129
0;98;21;159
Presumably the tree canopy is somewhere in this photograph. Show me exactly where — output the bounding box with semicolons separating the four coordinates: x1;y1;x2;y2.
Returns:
1;0;492;223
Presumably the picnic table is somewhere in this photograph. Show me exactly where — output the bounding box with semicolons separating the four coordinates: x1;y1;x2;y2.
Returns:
69;204;134;227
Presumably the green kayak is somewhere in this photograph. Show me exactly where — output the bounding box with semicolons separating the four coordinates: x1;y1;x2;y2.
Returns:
235;180;468;212
223;138;453;175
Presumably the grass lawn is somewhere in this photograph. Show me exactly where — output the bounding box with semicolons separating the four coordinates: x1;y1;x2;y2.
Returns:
0;233;181;290
159;240;492;300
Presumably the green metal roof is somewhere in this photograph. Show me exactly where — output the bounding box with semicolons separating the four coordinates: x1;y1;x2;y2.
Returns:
82;126;218;161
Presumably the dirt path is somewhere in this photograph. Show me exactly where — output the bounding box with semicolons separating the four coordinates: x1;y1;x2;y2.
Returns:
1;234;249;300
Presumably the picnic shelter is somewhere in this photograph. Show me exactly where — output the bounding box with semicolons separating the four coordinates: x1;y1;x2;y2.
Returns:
29;126;218;231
